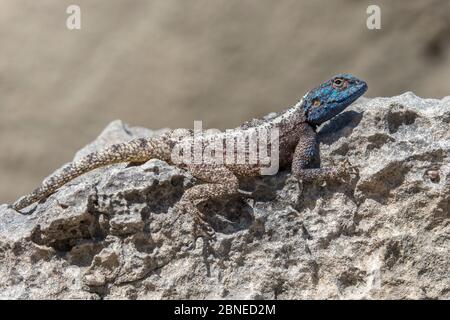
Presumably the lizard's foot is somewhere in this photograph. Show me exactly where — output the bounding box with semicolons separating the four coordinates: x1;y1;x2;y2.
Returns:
192;211;216;240
335;159;359;181
191;199;216;240
173;200;216;240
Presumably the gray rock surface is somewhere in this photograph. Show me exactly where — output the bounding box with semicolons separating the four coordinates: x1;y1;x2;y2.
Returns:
1;94;449;299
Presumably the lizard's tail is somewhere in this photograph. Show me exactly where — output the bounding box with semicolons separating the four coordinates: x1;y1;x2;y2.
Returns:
12;137;169;211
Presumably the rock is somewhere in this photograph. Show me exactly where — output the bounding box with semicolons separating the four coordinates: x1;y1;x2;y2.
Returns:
0;94;449;299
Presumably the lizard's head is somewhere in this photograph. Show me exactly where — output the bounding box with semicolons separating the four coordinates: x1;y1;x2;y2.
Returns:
302;74;367;125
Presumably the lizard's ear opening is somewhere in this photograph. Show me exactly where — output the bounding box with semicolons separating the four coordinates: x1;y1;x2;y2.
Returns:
302;91;326;124
311;98;321;107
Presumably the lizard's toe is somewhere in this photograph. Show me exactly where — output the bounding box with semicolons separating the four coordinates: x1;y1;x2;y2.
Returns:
194;222;216;241
336;159;359;181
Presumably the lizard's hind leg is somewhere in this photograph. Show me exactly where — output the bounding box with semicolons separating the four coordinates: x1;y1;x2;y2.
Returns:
177;165;239;239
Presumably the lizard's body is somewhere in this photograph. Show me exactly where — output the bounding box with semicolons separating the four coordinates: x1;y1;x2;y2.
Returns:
12;74;367;237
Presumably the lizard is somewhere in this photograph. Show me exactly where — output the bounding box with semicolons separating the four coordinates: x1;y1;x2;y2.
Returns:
11;74;367;238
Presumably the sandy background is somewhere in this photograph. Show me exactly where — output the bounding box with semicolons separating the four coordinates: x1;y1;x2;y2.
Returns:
1;0;450;203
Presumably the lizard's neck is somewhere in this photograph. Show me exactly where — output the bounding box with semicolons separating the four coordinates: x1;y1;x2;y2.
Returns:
254;99;306;133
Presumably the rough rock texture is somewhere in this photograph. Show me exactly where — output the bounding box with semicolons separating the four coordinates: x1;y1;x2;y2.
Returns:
1;93;449;299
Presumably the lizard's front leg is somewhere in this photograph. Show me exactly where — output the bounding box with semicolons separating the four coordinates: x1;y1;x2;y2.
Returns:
177;164;239;239
291;123;348;182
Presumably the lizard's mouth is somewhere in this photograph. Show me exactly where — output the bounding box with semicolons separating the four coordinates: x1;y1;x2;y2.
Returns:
339;81;368;106
335;81;368;113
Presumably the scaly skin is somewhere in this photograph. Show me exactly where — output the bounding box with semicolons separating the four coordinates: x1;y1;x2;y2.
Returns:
12;74;367;238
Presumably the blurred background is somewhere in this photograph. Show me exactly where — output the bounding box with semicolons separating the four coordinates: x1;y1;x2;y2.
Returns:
1;0;450;203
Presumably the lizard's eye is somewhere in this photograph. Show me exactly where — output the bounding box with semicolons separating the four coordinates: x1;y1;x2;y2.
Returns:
332;78;345;88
